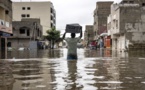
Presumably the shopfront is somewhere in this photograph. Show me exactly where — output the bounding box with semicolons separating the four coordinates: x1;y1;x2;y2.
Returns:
0;24;12;58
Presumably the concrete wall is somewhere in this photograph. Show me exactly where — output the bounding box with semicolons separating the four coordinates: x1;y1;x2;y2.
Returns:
8;38;31;49
93;1;113;39
84;25;94;46
123;6;145;49
86;25;94;41
109;3;145;51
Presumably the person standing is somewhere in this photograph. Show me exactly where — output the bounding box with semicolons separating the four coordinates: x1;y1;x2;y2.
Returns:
62;30;82;60
99;36;104;49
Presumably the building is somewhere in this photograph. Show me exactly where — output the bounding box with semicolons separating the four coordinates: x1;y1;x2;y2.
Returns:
120;0;145;5
93;1;113;40
8;18;42;49
12;1;56;36
0;0;13;58
84;25;94;47
107;1;145;51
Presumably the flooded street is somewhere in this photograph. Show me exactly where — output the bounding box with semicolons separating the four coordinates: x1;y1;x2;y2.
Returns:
1;48;145;90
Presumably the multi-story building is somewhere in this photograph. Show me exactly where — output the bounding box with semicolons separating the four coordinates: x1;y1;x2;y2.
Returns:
84;25;94;47
8;18;42;49
120;0;145;5
0;0;13;58
108;0;145;51
12;1;56;36
93;1;113;40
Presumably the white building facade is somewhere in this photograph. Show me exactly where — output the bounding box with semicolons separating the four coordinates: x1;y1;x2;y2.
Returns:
12;1;56;36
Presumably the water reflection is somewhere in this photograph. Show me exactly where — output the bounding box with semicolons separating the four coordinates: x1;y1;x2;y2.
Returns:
112;50;145;58
66;61;77;90
5;49;145;59
0;60;15;90
1;49;145;90
11;59;43;90
128;50;145;57
0;50;7;59
7;49;62;59
84;48;112;57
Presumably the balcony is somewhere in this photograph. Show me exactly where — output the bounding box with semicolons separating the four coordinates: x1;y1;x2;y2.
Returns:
0;25;12;34
111;28;121;35
0;19;12;34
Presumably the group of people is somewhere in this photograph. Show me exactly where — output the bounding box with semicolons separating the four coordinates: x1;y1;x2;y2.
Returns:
89;36;104;49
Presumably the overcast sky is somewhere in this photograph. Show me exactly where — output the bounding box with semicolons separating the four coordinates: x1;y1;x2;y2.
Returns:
12;0;121;33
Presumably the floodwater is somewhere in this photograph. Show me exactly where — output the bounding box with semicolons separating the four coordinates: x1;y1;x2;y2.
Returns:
0;48;145;90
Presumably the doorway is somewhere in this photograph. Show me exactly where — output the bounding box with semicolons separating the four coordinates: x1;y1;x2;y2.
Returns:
1;38;6;51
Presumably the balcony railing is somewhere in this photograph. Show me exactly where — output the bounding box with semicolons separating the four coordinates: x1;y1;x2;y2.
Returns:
111;28;121;35
0;19;12;34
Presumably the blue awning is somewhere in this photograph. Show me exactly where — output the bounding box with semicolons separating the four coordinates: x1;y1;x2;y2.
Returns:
0;31;10;37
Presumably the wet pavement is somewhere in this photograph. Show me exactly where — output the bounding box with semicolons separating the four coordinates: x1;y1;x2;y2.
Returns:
0;48;145;90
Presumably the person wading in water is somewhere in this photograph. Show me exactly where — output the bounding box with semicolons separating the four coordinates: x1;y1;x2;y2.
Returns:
62;29;82;60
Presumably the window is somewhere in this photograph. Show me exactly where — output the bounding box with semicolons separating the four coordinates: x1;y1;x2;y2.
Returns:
37;29;39;36
94;22;96;25
7;42;11;47
54;13;56;17
123;1;128;3
5;10;9;14
129;1;134;3
51;15;53;20
20;28;25;34
51;23;53;28
21;14;26;17
116;20;118;29
51;8;53;13
27;7;31;10
27;14;30;17
27;30;30;36
22;7;25;10
54;20;56;24
94;31;96;36
1;21;4;25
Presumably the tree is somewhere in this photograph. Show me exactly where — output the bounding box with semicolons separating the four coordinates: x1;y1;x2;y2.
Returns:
46;28;60;49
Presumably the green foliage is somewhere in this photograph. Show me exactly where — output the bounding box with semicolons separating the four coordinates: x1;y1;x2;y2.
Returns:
46;28;60;42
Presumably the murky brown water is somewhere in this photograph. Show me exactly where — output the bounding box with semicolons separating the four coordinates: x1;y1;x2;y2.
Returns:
0;48;145;90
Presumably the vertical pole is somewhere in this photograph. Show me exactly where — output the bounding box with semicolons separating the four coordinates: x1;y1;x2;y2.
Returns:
0;36;1;59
